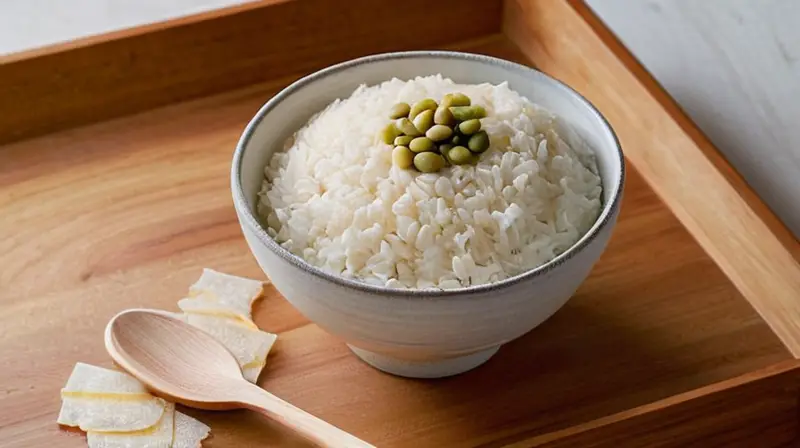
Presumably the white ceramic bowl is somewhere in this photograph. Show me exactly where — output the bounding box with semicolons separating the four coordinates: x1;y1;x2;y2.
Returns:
232;51;624;378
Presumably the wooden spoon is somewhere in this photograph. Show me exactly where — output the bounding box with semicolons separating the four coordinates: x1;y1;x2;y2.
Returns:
104;309;374;448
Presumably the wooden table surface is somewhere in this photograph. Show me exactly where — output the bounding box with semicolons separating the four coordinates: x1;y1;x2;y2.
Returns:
0;37;792;447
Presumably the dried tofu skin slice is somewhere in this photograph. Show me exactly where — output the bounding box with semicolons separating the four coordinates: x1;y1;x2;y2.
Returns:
58;362;167;431
57;395;166;432
179;269;267;329
62;363;150;397
188;268;265;309
86;403;175;448
173;412;211;448
178;296;257;329
242;363;266;383
185;314;277;383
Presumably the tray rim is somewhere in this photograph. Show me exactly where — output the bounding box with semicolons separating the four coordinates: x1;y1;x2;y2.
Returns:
0;0;281;64
0;0;502;145
504;359;800;447
503;0;800;359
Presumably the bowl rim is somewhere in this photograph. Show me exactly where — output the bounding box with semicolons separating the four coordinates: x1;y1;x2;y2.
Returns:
231;50;625;298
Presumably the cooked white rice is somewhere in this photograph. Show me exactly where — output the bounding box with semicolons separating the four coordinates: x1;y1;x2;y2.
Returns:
257;75;602;290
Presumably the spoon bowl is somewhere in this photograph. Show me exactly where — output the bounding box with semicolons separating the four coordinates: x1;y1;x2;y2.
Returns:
104;309;245;409
105;309;374;447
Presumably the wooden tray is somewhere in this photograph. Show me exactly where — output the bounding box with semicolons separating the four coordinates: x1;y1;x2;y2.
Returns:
1;1;799;446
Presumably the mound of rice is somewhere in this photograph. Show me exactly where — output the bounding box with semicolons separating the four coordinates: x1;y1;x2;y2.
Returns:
257;75;602;289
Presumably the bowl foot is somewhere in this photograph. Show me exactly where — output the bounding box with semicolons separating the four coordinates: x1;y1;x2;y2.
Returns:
348;345;500;379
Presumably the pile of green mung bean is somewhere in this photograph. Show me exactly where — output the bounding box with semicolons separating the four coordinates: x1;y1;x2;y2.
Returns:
379;93;490;173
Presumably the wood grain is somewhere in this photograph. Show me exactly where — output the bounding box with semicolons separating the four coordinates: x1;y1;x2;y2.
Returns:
506;360;800;447
502;0;800;357
0;0;502;145
0;35;793;447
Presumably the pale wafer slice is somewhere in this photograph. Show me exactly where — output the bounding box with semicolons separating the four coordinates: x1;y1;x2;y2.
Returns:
177;295;257;329
242;360;268;383
173;411;211;448
57;396;167;433
62;363;150;397
178;269;267;329
58;363;166;432
86;402;175;448
184;314;277;383
188;268;265;308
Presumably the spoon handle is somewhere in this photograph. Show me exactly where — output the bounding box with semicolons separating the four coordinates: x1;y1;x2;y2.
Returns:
239;383;375;448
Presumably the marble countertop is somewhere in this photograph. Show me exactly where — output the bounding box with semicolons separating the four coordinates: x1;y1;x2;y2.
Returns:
587;0;800;237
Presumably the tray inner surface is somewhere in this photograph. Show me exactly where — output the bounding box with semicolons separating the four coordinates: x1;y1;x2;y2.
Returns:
0;37;792;447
